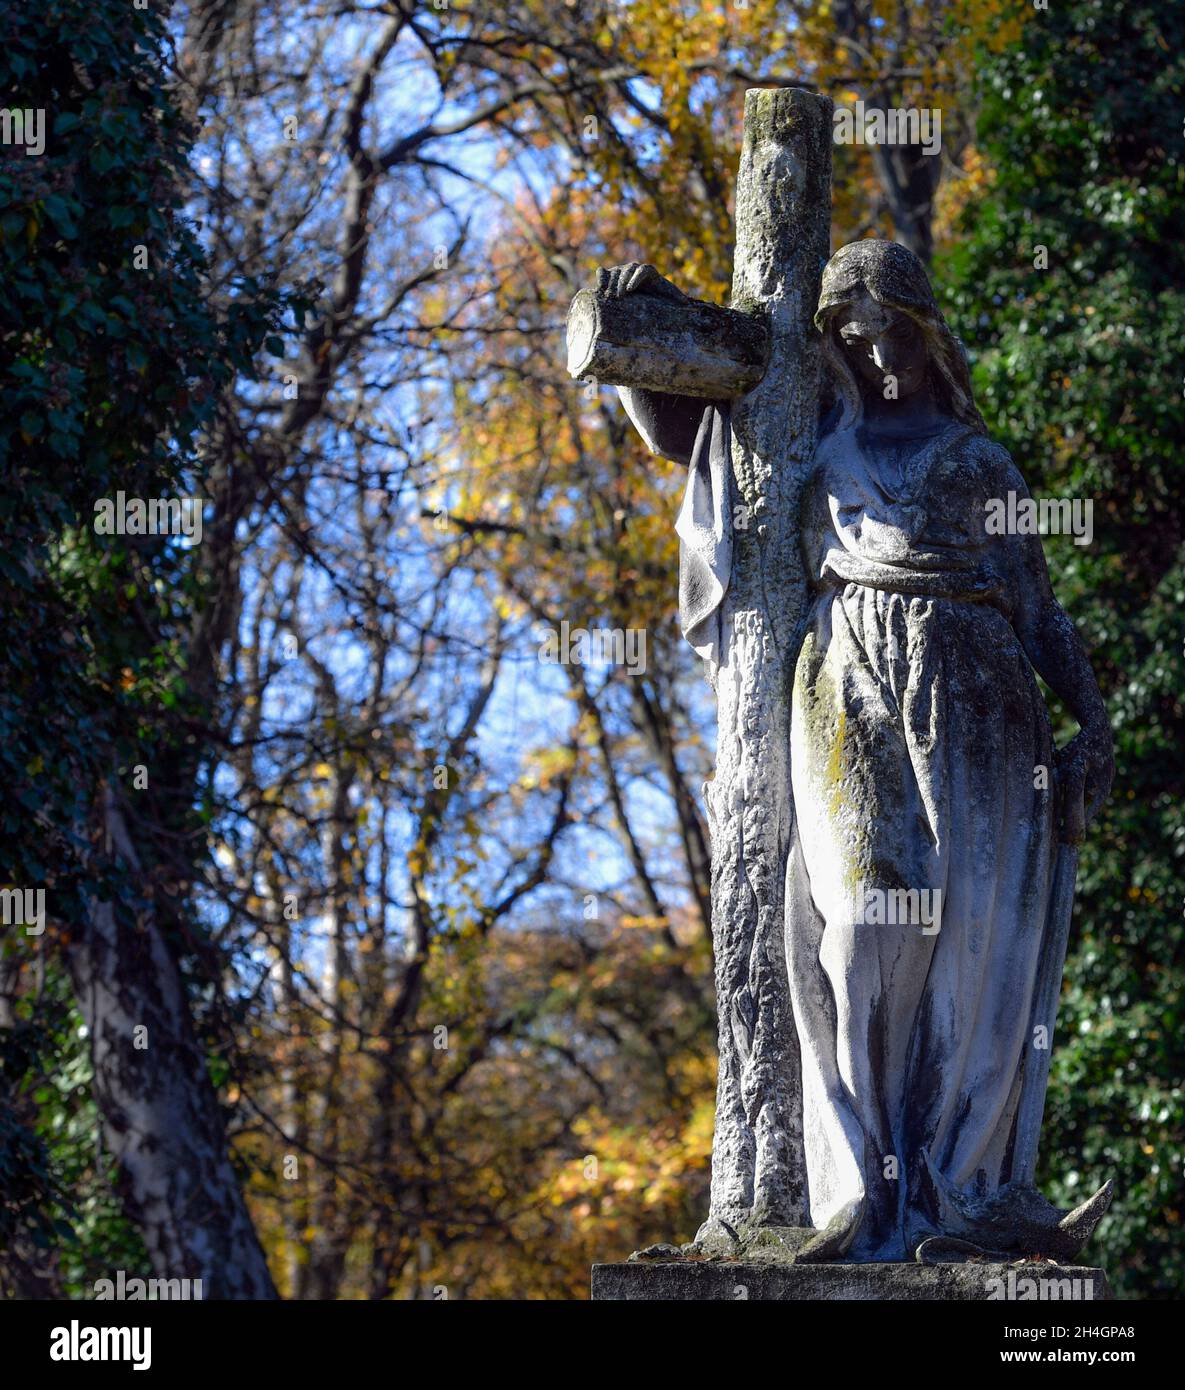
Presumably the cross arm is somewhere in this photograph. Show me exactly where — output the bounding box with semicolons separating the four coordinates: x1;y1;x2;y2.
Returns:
566;282;771;401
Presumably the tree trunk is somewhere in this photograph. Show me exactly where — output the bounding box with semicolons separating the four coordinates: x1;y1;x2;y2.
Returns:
868;137;940;263
303;765;354;1300
67;787;278;1299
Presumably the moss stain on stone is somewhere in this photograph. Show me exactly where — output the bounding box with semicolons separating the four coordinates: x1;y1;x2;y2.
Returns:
795;631;868;897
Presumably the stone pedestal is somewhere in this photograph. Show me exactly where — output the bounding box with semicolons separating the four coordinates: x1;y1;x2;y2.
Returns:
591;1261;1113;1301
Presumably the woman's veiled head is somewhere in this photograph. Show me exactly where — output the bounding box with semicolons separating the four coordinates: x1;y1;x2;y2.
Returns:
815;239;986;434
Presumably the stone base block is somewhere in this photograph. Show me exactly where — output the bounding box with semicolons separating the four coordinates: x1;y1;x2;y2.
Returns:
591;1261;1113;1301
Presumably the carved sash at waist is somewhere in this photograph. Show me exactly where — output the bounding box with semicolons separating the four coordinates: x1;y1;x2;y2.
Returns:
820;550;1008;609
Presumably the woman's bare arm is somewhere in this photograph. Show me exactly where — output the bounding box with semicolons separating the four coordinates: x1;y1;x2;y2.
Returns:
596;263;710;466
617;386;707;466
1003;463;1114;842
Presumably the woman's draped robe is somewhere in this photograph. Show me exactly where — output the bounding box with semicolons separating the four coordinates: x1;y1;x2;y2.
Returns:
622;388;1059;1260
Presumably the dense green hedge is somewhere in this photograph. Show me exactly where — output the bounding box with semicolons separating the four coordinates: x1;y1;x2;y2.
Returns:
944;0;1185;1298
0;0;282;1288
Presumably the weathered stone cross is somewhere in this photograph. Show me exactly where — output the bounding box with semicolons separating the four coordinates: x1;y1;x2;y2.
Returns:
567;89;833;1243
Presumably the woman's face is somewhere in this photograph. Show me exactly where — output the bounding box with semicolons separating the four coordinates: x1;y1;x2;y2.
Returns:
837;292;928;399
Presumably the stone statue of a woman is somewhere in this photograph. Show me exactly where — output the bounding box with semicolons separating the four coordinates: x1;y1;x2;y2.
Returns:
603;239;1115;1262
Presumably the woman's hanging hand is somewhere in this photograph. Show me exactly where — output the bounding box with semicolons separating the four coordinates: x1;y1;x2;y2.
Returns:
1055;723;1115;845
